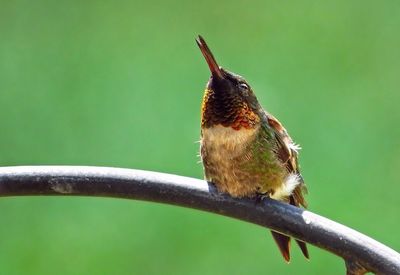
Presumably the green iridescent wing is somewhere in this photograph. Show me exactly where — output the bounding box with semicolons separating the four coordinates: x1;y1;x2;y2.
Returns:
265;113;308;207
265;112;309;260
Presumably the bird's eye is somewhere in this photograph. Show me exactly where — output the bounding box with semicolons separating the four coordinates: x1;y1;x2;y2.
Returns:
239;83;249;90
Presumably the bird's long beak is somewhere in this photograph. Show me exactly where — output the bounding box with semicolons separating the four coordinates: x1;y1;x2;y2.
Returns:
196;35;223;79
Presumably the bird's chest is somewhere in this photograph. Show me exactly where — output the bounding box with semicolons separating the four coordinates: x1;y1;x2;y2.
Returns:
201;125;282;197
201;125;257;158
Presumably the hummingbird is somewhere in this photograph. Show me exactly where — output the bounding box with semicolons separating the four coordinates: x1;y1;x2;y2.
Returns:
196;35;309;262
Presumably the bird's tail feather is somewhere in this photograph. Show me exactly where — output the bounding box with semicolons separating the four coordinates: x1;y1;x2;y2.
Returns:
270;231;309;262
271;231;291;262
296;239;309;259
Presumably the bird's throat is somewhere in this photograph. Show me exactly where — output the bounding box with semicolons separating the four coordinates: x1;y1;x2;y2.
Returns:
201;88;260;130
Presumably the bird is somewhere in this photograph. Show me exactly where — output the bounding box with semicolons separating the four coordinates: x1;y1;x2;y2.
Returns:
196;35;309;262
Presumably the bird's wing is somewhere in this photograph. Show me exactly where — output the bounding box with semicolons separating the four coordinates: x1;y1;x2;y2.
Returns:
265;112;309;260
265;113;308;207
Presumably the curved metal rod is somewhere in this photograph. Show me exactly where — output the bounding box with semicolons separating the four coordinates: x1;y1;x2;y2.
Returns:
0;166;398;274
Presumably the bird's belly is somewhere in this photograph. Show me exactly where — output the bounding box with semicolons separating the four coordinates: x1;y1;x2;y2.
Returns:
201;125;286;198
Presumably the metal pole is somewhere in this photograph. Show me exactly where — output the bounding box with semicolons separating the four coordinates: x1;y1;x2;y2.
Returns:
0;166;398;274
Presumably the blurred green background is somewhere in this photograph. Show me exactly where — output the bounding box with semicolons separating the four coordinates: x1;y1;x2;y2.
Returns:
0;0;399;274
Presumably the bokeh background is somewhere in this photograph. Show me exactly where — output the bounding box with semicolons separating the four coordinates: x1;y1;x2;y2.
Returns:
1;0;399;274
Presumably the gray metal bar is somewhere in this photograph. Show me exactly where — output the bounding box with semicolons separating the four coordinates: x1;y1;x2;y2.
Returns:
0;166;398;274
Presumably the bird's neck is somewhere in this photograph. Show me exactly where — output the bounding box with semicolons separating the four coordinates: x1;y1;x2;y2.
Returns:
201;89;261;130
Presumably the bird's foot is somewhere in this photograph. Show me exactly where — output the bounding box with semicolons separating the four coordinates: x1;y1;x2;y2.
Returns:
255;191;271;204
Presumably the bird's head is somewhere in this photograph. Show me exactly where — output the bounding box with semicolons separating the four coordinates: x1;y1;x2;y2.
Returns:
196;36;261;130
